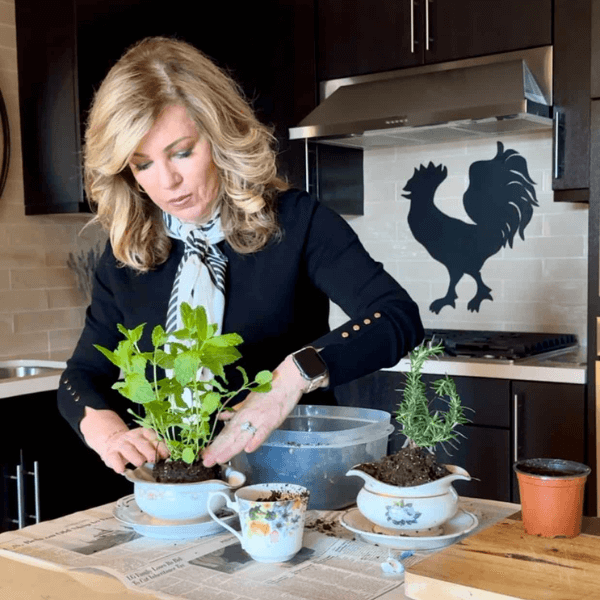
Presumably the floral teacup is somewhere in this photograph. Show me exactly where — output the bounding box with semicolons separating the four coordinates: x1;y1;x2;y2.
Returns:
208;483;310;563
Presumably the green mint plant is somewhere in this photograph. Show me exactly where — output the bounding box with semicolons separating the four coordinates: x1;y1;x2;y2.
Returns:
94;302;273;465
396;341;469;451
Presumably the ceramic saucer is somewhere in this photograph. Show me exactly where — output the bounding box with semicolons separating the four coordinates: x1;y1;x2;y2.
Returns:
114;495;238;540
340;507;478;551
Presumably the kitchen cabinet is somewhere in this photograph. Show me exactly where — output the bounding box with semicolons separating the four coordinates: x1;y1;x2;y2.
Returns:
586;97;600;516
552;0;591;202
15;0;316;215
335;371;587;509
1;390;132;532
316;0;552;81
512;380;587;503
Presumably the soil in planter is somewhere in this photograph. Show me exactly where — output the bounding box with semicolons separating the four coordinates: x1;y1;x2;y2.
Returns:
357;446;450;487
152;459;221;483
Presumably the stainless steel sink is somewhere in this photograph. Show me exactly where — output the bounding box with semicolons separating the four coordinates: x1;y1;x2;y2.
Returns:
0;366;59;379
0;360;66;381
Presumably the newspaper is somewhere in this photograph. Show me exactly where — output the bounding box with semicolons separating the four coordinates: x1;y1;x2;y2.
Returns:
0;497;518;600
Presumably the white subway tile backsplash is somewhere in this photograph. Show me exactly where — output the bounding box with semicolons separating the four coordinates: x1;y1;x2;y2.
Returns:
336;131;589;346
542;258;588;281
542;211;588;237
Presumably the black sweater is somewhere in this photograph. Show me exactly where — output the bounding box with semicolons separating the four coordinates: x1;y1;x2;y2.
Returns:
58;189;424;435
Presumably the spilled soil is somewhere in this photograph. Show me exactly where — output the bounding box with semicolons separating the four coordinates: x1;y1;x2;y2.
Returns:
356;446;450;487
152;459;221;483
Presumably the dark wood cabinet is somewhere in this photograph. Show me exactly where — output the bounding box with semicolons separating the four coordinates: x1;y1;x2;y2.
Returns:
425;0;552;65
552;0;591;202
317;0;423;81
1;390;132;532
317;0;552;82
15;1;86;215
15;0;317;215
335;371;587;508
512;380;586;503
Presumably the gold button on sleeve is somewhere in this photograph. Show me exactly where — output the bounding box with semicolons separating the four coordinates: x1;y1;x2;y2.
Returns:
353;324;360;331
342;332;349;338
364;318;371;325
374;312;381;318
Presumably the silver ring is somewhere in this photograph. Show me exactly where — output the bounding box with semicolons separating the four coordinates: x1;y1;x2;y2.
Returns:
241;421;257;435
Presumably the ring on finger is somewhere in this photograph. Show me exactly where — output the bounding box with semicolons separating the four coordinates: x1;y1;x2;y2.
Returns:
241;421;257;435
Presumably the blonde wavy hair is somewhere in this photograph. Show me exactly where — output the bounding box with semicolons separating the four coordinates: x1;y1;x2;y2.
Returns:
84;36;289;271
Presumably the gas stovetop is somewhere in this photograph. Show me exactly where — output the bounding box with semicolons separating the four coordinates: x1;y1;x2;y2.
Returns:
423;329;579;361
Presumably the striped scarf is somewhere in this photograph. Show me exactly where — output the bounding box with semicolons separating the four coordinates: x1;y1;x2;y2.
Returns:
163;211;228;336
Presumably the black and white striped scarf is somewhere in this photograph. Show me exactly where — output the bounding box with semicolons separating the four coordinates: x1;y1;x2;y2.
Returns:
163;211;228;336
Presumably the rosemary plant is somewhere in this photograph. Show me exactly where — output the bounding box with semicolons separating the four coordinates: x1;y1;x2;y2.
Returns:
396;341;469;451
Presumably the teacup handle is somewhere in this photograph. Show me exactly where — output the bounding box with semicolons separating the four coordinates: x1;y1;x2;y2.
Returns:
207;491;244;546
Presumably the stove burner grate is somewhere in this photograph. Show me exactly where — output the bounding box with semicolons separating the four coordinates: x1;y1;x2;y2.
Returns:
423;330;578;360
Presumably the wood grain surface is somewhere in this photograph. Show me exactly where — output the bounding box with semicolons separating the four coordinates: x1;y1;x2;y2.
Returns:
405;517;600;600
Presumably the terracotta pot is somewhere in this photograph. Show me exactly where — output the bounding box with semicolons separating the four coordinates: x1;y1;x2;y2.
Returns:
514;458;591;538
346;464;470;533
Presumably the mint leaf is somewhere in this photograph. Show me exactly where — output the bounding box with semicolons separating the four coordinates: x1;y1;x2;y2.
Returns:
193;305;208;340
253;382;273;393
114;373;155;404
205;333;243;348
152;324;168;348
94;345;121;368
174;351;201;386
202;391;221;414
255;370;273;385
180;302;194;331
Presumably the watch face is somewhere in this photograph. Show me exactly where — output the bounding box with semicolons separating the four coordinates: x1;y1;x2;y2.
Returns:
294;347;328;379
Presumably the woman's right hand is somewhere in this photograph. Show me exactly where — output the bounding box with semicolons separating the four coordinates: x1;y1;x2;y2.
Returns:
80;407;169;473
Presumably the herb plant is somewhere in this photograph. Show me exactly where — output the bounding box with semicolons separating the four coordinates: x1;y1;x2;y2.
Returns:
396;341;469;451
94;302;273;465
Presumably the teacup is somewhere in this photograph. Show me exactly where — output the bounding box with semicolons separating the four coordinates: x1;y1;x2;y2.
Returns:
208;483;310;563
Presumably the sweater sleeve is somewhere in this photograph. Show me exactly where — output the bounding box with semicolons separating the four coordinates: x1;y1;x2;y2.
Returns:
57;243;129;439
302;197;424;388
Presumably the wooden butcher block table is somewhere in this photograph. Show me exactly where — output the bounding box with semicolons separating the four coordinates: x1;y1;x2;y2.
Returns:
405;514;600;600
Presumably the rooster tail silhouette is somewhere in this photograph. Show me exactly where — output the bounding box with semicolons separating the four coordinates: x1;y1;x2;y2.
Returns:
402;141;538;314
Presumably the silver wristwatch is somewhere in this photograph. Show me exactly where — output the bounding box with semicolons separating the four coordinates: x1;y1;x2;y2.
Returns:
292;346;328;393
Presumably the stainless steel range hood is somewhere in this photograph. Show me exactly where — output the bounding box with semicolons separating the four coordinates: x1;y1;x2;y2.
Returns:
290;46;553;148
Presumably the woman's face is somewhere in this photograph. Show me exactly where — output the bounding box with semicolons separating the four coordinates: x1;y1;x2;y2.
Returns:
129;105;220;223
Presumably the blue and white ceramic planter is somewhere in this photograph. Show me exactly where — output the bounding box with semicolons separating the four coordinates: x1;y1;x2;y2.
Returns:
124;463;246;522
346;464;470;533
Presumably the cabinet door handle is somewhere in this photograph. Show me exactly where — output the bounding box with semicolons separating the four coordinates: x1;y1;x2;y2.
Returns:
410;0;415;54
33;461;41;524
425;0;431;51
16;465;25;529
304;138;309;192
553;109;565;180
513;393;519;464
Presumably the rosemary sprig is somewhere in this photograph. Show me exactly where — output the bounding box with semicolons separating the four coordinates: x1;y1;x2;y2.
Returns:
395;341;469;450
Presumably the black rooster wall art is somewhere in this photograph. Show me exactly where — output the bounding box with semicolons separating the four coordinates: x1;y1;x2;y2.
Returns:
403;141;538;314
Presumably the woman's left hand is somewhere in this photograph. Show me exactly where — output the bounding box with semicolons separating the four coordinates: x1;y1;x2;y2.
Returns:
202;355;316;467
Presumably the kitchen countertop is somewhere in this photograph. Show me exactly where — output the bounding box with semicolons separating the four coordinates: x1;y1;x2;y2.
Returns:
387;346;587;385
0;360;65;399
0;347;587;400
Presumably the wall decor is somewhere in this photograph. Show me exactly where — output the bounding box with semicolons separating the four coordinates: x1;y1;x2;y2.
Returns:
402;142;537;314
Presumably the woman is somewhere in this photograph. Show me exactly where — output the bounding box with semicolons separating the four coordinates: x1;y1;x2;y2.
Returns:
58;36;424;475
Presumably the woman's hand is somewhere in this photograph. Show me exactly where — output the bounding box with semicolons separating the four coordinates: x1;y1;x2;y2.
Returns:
80;407;169;473
202;354;322;467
